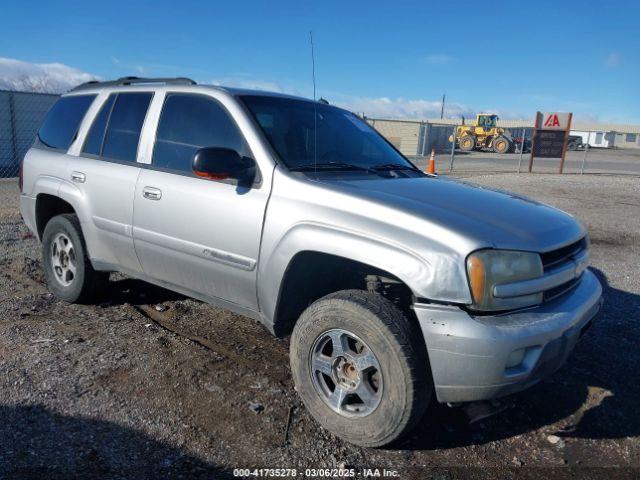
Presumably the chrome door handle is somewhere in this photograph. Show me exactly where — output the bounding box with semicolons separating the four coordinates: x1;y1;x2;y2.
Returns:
71;171;86;183
142;186;162;201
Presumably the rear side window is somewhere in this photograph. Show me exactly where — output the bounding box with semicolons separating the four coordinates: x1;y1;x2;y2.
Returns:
82;94;116;156
38;95;96;150
153;93;249;172
94;92;153;162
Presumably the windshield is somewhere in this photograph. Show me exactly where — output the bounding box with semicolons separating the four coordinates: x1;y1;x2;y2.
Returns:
241;95;417;172
478;115;496;127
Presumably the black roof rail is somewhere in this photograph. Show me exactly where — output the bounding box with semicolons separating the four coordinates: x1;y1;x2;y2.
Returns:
70;76;197;92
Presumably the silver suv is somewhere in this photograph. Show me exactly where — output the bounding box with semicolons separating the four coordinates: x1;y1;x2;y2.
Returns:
20;77;603;447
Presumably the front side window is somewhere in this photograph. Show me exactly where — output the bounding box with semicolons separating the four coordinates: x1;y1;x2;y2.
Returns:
38;95;96;150
241;95;416;172
152;93;249;173
99;92;153;162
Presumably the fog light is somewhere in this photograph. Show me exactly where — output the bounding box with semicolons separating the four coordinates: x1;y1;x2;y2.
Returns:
506;348;526;368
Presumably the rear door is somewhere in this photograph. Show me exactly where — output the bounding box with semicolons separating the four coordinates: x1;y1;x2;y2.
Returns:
132;92;270;310
67;91;153;272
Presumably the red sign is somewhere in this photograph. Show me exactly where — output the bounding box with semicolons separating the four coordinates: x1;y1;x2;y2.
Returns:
536;112;571;131
544;114;560;127
529;111;573;173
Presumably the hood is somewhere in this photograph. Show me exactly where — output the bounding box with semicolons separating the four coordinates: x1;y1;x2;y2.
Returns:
325;176;584;252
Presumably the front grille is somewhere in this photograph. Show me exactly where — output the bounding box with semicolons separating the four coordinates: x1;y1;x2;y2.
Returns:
541;237;587;271
540;237;588;302
543;276;581;302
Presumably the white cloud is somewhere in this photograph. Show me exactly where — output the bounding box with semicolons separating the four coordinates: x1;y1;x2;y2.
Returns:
211;77;286;93
334;95;474;120
425;54;452;65
212;77;482;120
0;57;98;93
604;52;620;68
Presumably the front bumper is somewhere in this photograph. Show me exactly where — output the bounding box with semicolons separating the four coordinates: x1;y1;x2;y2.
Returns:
414;269;603;403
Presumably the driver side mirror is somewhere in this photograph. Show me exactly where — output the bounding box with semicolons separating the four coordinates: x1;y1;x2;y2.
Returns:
192;147;256;182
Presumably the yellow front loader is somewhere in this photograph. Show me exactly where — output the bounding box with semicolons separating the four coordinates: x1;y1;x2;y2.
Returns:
449;114;512;154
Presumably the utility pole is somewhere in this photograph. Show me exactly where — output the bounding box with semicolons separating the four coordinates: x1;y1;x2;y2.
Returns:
440;94;445;120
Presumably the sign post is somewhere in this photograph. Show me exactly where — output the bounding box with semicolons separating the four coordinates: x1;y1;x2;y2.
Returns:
528;112;572;173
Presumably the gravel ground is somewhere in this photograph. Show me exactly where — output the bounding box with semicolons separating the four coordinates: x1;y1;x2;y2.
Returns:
0;174;638;479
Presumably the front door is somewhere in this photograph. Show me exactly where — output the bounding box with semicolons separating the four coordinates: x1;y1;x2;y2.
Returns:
132;92;270;310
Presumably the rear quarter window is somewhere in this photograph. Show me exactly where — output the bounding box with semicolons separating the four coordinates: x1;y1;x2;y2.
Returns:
37;95;96;150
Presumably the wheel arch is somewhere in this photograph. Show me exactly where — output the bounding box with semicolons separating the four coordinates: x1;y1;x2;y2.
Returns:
35;193;76;240
270;250;418;337
35;180;99;268
260;223;432;337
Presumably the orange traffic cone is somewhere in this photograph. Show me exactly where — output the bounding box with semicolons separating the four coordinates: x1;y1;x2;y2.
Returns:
427;149;436;174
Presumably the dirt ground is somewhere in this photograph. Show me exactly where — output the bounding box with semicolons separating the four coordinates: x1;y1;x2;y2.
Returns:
0;174;639;479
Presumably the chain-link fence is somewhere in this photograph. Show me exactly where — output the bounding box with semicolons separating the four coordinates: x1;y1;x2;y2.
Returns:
0;90;59;179
1;91;58;220
365;118;640;176
2;91;640;183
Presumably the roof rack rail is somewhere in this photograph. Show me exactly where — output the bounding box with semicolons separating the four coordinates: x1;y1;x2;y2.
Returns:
70;76;197;92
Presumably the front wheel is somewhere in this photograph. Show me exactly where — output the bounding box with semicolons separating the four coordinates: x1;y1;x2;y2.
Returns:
290;290;431;447
493;136;512;154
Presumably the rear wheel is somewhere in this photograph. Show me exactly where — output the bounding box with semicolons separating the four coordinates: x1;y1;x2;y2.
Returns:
459;135;476;152
290;290;431;447
493;136;512;154
42;214;108;303
568;142;578;151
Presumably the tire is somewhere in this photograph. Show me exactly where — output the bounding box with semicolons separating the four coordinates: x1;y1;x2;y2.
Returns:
493;136;512;154
290;290;431;447
459;135;476;152
42;214;108;303
568;142;578;151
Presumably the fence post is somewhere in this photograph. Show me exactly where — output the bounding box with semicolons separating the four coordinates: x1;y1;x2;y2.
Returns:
517;127;525;173
580;132;590;174
420;122;428;156
449;125;456;172
9;93;19;174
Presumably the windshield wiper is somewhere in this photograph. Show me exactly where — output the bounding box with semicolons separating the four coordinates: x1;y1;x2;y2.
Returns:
289;162;375;173
371;163;420;172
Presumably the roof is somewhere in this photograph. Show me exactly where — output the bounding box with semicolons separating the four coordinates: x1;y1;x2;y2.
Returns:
67;76;313;102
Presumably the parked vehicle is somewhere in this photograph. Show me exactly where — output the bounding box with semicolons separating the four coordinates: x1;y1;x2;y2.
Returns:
20;77;603;447
512;135;531;154
450;114;513;153
567;135;584;151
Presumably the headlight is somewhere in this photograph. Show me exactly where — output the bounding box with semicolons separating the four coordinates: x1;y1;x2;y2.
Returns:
466;249;543;311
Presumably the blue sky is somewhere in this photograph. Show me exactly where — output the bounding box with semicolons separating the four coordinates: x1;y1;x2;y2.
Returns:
1;0;638;122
